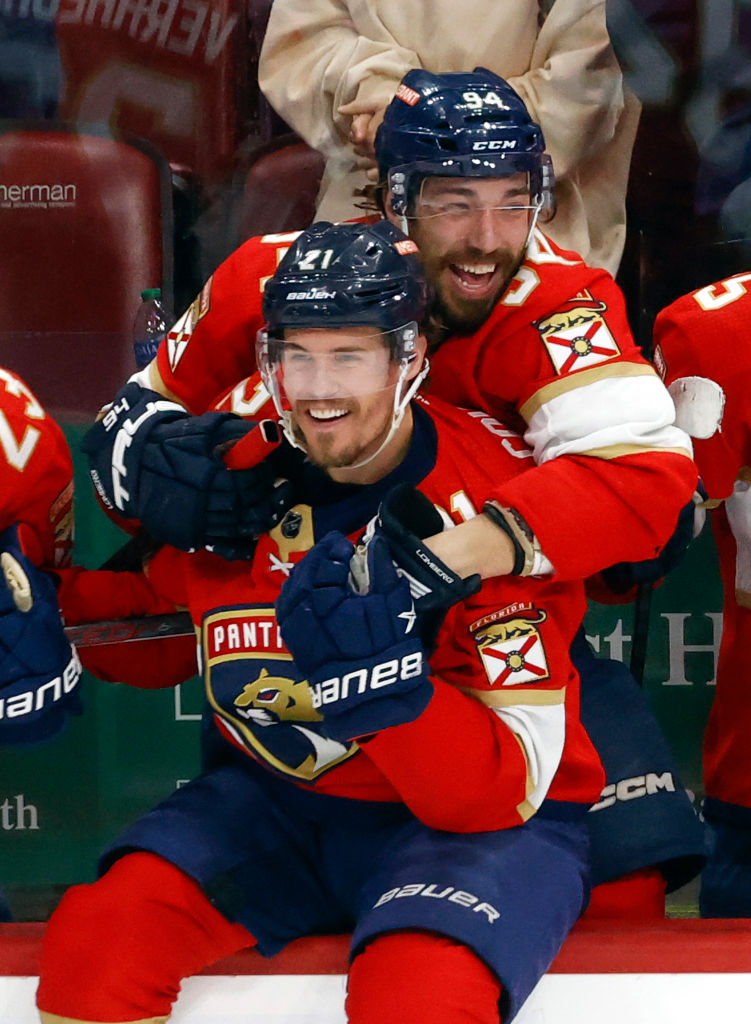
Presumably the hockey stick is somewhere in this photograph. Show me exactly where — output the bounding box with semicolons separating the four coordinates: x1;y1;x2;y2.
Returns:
59;528;195;648
629;582;653;685
64;611;193;648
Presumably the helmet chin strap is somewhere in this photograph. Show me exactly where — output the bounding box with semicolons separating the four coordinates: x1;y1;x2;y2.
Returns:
278;357;430;471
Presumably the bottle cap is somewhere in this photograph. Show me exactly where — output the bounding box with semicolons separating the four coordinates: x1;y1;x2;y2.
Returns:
140;287;161;300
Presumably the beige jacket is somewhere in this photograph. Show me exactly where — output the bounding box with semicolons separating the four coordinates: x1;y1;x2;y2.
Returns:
258;0;640;275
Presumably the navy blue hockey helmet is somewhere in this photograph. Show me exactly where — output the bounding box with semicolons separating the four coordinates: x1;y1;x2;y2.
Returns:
258;220;431;462
376;67;554;215
261;219;430;335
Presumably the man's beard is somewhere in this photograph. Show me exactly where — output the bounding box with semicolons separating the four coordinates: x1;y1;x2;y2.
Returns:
291;421;352;467
427;245;525;339
291;406;391;469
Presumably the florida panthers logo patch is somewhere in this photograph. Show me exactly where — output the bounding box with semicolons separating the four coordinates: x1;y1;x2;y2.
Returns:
469;603;550;687
203;606;356;781
535;295;620;375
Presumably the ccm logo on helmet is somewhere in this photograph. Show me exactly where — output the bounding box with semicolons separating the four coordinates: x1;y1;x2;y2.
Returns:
472;140;518;151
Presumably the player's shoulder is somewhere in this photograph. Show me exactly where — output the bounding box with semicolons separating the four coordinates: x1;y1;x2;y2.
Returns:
481;230;629;338
0;366;61;438
654;274;751;394
655;273;751;349
221;216;373;278
220;229;304;280
0;364;38;401
525;230;620;295
415;393;533;467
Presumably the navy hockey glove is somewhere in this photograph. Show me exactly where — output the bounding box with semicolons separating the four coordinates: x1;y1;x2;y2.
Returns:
277;531;433;742
0;526;82;746
351;482;481;649
81;382;295;559
600;483;708;594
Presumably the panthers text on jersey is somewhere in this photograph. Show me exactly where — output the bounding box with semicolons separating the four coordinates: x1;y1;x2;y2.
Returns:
145;393;605;832
152;226;697;581
654;272;751;812
0;366;73;569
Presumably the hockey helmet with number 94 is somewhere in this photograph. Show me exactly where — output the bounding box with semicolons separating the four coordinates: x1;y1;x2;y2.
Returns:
376;67;554;217
257;220;431;462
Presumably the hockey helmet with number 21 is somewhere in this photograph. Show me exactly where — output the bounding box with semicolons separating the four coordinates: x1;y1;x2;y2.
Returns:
257;220;431;463
376;67;554;217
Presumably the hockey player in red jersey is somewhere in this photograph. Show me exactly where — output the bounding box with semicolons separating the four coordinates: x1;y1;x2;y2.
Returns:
38;220;606;1024
0;365;82;749
91;68;697;585
0;366;73;572
0;362;193;746
79;68;704;920
0;365;80;920
652;271;751;916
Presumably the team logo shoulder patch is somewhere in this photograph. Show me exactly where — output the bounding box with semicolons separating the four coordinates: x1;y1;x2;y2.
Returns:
469;603;550;687
166;278;212;370
534;291;621;375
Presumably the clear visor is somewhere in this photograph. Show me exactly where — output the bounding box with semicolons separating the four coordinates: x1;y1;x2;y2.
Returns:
256;324;419;404
409;175;542;222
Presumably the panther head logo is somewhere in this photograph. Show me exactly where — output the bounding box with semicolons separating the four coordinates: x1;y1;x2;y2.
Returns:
234;667;322;726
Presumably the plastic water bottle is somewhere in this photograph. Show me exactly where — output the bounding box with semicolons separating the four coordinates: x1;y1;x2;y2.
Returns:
132;287;173;369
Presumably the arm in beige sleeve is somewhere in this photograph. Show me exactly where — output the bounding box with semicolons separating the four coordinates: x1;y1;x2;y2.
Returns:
258;0;545;164
506;0;627;178
258;0;420;161
258;0;635;268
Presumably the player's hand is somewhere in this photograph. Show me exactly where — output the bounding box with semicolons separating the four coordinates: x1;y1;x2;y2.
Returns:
81;382;295;559
599;483;708;594
339;99;386;173
276;531;432;742
350;483;481;650
0;525;83;746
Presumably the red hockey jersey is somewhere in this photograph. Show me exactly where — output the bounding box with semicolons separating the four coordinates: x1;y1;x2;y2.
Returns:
152;227;696;580
653;273;751;501
145;394;605;832
0;367;196;695
653;272;751;808
0;367;73;569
